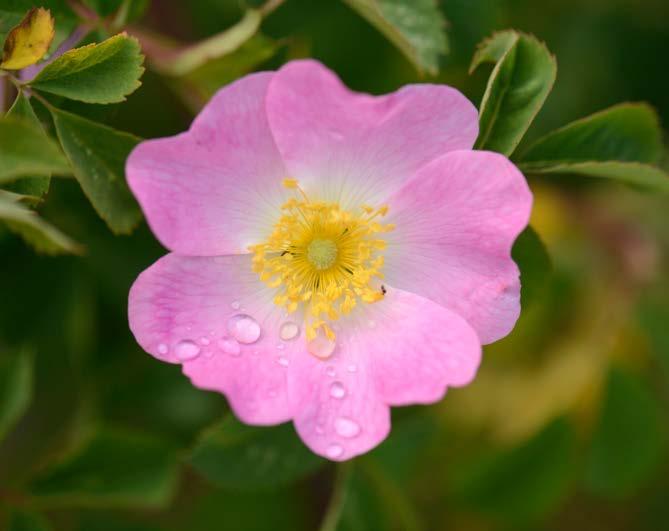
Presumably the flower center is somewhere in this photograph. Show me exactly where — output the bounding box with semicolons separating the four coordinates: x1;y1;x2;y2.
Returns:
249;179;394;342
307;238;338;270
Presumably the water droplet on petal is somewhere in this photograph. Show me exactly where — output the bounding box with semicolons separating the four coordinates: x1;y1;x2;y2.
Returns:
326;443;344;459
315;425;325;435
279;321;300;341
330;381;346;399
157;343;168;355
308;335;336;359
325;366;336;377
218;337;241;356
347;364;357;373
175;340;201;361
231;300;241;310
277;356;289;367
199;336;210;345
276;343;285;350
335;417;361;438
227;314;261;344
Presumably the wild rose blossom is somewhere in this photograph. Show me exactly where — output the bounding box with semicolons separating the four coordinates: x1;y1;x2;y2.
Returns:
127;60;532;460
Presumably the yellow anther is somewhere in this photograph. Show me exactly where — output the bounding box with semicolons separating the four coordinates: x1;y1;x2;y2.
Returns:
251;180;393;340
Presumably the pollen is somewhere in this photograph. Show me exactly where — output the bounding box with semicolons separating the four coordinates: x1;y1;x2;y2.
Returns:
249;180;394;342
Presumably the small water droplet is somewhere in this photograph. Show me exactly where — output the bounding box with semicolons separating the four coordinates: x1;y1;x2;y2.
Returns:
347;364;357;373
277;356;289;367
276;343;285;350
330;381;346;399
231;300;241;310
308;335;336;359
335;417;361;438
218;337;241;356
227;314;261;344
326;444;344;459
325;366;336;377
315;425;325;435
175;340;201;361
279;321;300;341
199;336;210;345
157;343;168;355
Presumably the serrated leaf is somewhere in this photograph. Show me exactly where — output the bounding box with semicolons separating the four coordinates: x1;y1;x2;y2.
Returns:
0;116;70;182
585;367;666;498
520;103;663;165
30;33;144;103
452;417;575;524
189;416;325;490
8;510;52;531
0;350;33;442
3;92;51;198
471;30;556;156
49;108;142;234
342;0;448;75
0;193;82;254
512;226;552;308
29;428;180;509
0;7;54;70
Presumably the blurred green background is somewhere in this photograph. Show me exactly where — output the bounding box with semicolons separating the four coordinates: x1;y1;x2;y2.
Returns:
1;0;668;530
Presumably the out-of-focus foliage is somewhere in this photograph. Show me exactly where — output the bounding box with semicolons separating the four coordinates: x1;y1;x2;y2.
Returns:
1;1;669;530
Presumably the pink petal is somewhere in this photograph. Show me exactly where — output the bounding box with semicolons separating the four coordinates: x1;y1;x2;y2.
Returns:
384;150;533;344
126;72;288;256
289;287;481;461
128;253;295;424
265;59;478;206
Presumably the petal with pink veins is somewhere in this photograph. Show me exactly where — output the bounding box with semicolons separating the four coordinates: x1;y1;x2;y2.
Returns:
126;72;288;256
383;150;533;344
289;286;481;461
128;253;296;425
265;59;479;208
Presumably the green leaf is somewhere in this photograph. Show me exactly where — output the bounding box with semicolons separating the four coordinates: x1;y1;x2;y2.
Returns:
3;92;50;198
585;367;666;498
519;161;669;193
8;510;52;531
0;116;70;183
637;293;669;377
471;30;557;156
29;428;180;508
0;350;33;442
517;103;669;192
0;192;82;254
49;108;142;234
189;416;325;490
30;33;144;104
342;0;448;75
512;226;552;308
452;417;575;524
520;103;663;165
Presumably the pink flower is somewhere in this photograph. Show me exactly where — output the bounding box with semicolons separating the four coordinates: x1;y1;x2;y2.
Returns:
127;60;532;461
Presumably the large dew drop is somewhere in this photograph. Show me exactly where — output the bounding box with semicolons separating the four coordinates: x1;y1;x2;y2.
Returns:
334;417;361;438
308;335;336;359
227;314;261;344
279;321;300;341
175;340;201;361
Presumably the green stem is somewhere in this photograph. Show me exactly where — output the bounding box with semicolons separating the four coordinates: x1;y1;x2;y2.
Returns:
319;462;353;531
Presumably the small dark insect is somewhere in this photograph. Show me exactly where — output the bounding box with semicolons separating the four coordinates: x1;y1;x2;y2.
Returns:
381;284;387;295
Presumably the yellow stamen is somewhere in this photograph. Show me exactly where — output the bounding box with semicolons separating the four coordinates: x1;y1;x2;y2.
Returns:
250;179;393;341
